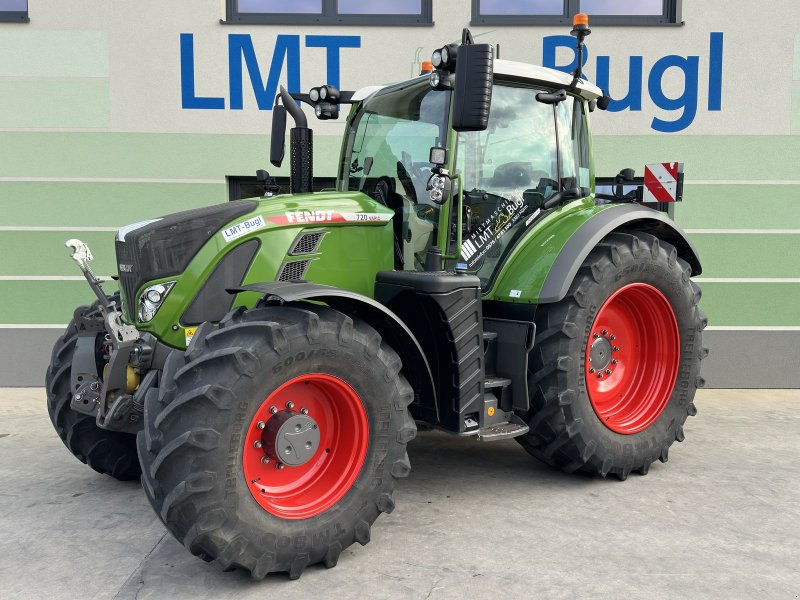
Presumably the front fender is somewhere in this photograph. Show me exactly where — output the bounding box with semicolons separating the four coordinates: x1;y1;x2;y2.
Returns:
228;281;438;423
487;202;702;304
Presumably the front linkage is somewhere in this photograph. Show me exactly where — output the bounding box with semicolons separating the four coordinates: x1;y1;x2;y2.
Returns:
65;239;166;434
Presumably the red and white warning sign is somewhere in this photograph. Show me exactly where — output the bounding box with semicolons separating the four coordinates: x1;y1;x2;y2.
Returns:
643;162;684;203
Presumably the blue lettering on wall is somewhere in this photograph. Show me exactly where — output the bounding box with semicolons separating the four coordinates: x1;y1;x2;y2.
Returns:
229;34;300;110
180;33;361;112
180;33;225;110
305;36;361;93
542;32;724;132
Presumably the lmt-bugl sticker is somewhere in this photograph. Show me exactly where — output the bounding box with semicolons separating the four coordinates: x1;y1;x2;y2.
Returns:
460;195;527;268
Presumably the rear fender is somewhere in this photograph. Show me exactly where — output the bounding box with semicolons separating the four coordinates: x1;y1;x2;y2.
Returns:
489;203;702;304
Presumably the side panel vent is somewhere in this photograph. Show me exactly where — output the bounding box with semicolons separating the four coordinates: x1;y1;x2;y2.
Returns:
277;259;312;282
289;232;326;255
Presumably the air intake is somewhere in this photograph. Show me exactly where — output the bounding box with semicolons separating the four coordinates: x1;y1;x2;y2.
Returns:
289;232;326;255
277;259;312;282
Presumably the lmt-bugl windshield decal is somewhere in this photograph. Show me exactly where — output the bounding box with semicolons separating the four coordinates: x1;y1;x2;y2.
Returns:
460;195;527;268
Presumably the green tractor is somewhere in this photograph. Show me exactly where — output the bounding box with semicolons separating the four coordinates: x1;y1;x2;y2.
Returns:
47;21;705;579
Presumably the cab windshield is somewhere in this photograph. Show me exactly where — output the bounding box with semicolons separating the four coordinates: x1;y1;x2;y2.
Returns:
340;80;451;271
457;84;591;287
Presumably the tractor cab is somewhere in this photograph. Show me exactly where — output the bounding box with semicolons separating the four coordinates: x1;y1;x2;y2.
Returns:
334;49;601;287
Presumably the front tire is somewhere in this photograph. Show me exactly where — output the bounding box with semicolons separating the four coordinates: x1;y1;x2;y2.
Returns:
517;232;708;480
45;296;141;481
137;304;416;579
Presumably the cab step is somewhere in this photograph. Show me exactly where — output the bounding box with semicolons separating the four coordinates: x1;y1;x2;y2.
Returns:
476;413;529;442
484;376;511;389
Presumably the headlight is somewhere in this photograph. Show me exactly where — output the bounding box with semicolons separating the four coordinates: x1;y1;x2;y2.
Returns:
429;70;441;89
309;87;320;102
319;86;328;100
441;46;449;65
138;282;175;323
431;50;442;68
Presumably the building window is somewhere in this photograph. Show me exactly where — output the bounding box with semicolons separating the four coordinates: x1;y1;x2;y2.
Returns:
0;0;28;22
471;0;681;26
226;0;432;26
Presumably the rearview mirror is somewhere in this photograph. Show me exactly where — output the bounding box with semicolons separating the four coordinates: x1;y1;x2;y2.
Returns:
270;104;287;168
452;43;493;132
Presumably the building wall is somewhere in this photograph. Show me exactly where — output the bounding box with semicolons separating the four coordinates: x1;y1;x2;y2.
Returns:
1;0;799;386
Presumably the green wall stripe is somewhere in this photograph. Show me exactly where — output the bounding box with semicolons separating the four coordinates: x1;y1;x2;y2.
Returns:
0;31;108;78
0;180;795;230
2;231;796;279
0;182;227;226
1;132;799;181
690;234;800;278
0;280;796;327
593;135;800;181
699;282;800;327
0;231;117;276
0;281;119;325
0;80;110;129
0;132;343;179
674;184;800;229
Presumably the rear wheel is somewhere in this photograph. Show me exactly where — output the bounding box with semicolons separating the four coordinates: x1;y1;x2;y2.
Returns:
137;304;416;579
45;296;141;480
517;232;707;480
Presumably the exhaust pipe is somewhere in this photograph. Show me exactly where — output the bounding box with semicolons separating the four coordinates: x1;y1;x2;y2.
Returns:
279;86;313;195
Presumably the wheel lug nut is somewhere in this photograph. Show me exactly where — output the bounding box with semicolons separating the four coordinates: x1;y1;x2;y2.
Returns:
276;463;285;470
286;401;295;409
269;406;277;414
605;369;611;375
602;330;608;335
612;359;618;364
301;408;308;415
261;456;270;464
610;335;616;341
257;421;265;430
254;441;262;449
614;346;620;352
589;368;595;374
593;333;599;339
597;373;603;378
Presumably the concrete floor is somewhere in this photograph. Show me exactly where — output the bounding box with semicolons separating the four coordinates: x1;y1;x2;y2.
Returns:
0;390;798;600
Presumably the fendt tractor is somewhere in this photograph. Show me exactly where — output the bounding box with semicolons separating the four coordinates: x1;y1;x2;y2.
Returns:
47;16;706;579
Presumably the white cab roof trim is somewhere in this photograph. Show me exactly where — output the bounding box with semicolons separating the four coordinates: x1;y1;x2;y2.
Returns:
351;85;386;101
351;60;603;104
494;59;603;100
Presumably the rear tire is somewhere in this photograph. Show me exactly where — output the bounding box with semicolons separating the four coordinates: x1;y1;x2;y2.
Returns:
517;232;707;480
137;304;416;579
45;296;141;481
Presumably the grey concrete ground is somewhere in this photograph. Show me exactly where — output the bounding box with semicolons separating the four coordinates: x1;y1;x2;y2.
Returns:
0;389;798;600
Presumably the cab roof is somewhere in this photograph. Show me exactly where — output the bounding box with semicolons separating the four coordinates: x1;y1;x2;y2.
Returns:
494;59;603;100
352;59;603;103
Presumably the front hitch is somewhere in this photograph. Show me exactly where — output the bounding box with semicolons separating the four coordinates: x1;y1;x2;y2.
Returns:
65;239;149;433
65;238;115;312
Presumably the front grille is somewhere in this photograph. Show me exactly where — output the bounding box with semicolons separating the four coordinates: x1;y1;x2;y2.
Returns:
289;232;325;255
277;259;312;282
115;240;139;321
114;200;257;322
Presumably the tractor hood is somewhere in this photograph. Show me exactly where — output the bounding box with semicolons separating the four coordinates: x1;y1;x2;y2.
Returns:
114;191;394;330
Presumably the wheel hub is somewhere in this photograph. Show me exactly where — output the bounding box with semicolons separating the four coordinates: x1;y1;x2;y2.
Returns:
262;410;320;467
589;336;613;372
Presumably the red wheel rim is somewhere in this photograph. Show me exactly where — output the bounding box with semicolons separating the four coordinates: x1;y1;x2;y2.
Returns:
243;374;369;519
585;283;680;435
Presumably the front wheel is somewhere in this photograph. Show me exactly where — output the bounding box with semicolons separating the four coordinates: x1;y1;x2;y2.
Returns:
517;232;708;480
137;304;416;579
